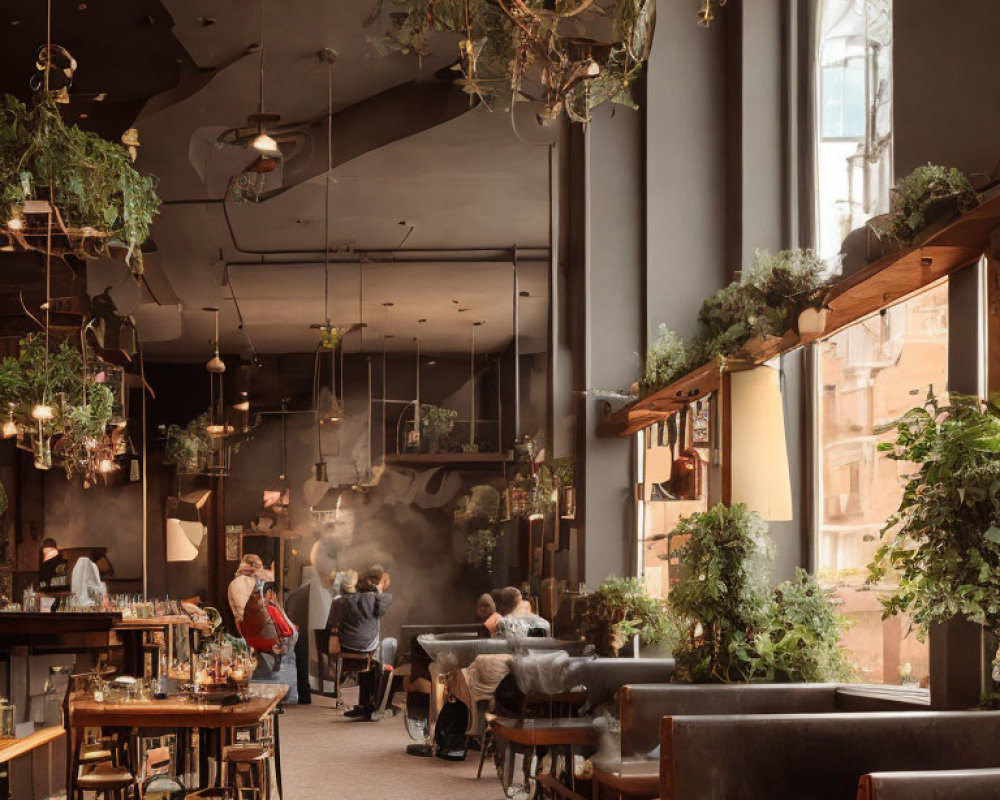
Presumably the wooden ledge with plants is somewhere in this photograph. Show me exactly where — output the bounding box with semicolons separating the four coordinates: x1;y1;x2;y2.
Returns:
600;165;1000;438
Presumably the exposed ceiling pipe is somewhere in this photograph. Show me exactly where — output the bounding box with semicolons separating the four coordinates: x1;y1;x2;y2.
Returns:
224;249;549;267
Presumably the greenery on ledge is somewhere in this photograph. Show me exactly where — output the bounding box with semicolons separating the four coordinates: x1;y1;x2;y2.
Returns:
869;163;979;247
639;248;834;397
0;93;160;271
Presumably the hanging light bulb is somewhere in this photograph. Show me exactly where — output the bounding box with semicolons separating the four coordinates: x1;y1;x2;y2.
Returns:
99;458;116;474
31;403;53;421
252;130;278;153
205;308;226;373
2;404;16;438
6;213;23;231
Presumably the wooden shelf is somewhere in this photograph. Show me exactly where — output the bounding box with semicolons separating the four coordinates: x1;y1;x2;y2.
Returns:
600;188;1000;438
383;452;514;467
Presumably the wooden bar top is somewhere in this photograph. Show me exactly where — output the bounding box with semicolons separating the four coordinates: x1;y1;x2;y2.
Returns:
113;615;212;633
0;612;121;636
0;726;64;763
69;683;287;729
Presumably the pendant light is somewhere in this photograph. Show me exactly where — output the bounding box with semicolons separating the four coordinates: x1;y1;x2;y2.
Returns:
251;0;279;153
2;404;16;438
204;308;233;441
312;48;342;484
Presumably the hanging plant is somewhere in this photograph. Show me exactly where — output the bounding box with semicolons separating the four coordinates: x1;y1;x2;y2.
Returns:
0;92;160;272
371;0;657;123
0;334;118;481
164;414;214;475
869;164;979;247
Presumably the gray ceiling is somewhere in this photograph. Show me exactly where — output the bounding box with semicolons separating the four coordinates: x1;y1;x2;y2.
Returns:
86;0;552;360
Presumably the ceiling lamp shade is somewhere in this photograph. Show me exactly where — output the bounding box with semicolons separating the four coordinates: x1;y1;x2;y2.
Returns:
166;517;206;562
729;366;793;522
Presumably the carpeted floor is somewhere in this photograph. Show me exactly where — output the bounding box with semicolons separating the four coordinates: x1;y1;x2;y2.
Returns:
279;692;507;800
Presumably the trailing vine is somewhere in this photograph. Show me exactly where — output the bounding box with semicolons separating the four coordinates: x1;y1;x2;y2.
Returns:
0;93;160;271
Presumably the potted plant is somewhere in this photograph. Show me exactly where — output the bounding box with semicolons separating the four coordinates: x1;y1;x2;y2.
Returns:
868;164;978;247
867;391;1000;694
0;93;160;272
420;404;458;453
668;503;852;682
579;576;673;658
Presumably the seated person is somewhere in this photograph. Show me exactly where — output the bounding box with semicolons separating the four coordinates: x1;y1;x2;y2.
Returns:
491;586;550;638
476;593;503;638
326;565;392;721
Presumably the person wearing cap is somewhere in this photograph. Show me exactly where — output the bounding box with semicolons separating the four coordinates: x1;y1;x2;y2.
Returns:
325;564;392;720
38;537;69;598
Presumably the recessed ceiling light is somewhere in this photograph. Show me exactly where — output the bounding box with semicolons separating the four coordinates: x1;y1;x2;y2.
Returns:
418;318;427;323
458;308;469;313
519;290;530;297
94;92;106;102
427;360;437;366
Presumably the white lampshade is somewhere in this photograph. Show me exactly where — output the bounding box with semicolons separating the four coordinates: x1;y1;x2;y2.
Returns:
729;366;793;521
166;518;206;562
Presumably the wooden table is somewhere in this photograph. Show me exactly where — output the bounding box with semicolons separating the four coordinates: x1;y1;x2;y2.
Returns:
69;683;287;795
0;726;64;800
494;717;598;797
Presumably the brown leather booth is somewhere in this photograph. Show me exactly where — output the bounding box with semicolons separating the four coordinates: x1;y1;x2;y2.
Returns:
659;711;1000;800
619;683;929;758
857;768;1000;800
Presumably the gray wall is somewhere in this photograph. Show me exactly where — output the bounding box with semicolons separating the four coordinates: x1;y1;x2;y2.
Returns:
894;0;1000;178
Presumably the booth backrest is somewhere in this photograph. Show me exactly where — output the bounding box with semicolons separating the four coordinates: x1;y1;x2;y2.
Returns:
660;711;1000;800
568;658;675;713
397;624;482;665
858;768;1000;800
620;683;841;757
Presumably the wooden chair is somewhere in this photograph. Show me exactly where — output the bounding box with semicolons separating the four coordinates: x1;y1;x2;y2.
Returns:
64;674;138;800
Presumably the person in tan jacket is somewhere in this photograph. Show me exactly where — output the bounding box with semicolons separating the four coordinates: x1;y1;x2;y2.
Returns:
228;554;264;626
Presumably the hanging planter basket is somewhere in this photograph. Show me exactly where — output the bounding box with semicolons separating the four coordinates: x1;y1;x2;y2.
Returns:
3;198;113;261
0;91;160;273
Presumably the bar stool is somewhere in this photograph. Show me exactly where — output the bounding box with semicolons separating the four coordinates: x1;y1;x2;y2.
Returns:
73;764;138;799
221;743;273;800
333;651;373;709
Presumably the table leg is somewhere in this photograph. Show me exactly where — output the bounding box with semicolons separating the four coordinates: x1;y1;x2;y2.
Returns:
272;710;283;799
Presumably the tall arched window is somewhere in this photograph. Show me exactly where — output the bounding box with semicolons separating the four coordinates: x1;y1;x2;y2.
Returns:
815;0;892;259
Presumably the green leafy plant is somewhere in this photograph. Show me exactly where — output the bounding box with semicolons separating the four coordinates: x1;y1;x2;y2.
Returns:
420;404;458;451
0;93;160;271
669;503;853;683
639;325;692;397
757;569;855;683
637;249;834;396
371;0;655;123
867;392;1000;640
579;576;674;657
0;335;117;480
870;164;978;246
164;414;213;474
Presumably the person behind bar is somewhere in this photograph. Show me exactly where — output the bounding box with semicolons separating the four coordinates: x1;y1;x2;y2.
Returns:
38;538;70;603
326;564;392;721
